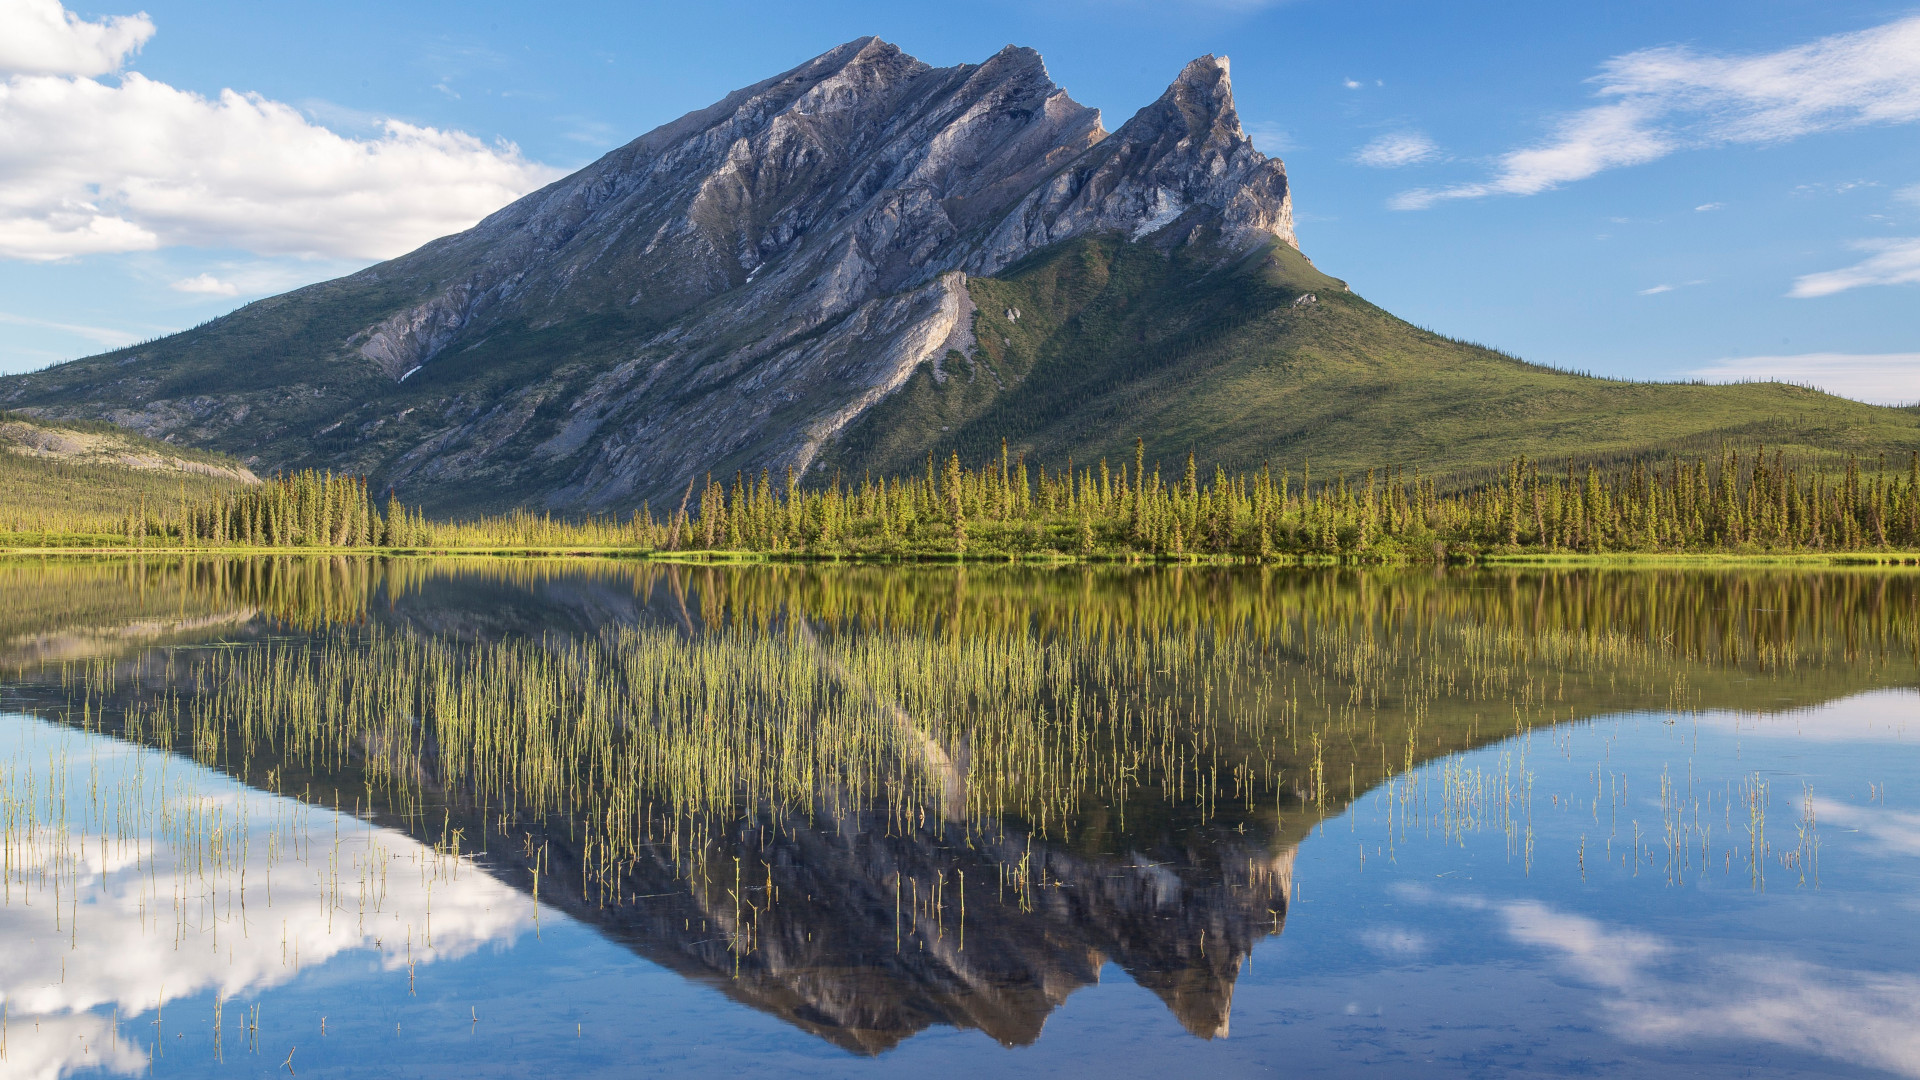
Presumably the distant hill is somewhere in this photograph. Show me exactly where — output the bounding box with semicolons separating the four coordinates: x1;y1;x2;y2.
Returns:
0;39;1912;515
824;237;1920;485
0;412;256;535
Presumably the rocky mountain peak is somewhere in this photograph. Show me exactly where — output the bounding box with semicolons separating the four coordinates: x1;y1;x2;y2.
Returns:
1157;54;1248;154
971;51;1292;273
0;41;1303;511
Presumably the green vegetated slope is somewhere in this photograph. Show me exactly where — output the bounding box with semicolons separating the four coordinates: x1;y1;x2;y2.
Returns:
0;278;412;441
824;236;1920;485
0;412;257;537
0;270;662;511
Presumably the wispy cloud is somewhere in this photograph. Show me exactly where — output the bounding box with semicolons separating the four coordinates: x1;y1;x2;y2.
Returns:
1355;132;1439;168
1395;15;1920;209
0;1;561;261
1243;121;1293;155
556;115;619;148
1690;352;1920;404
0;309;141;347
1504;901;1920;1078
1688;690;1918;742
1694;202;1724;211
1810;798;1920;856
1638;278;1706;295
161;259;346;302
1359;927;1431;958
1411;889;1920;1079
1794;178;1880;196
1790;237;1920;297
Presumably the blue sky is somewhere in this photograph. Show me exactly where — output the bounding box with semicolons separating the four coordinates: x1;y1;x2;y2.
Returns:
2;0;1917;400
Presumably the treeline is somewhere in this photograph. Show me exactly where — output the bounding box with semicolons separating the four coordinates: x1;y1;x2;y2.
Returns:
102;470;652;550
117;471;434;548
0;444;238;543
661;444;1920;558
39;446;1920;559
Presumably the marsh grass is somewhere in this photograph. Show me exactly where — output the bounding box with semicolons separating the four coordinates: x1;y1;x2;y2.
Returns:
7;558;1909;943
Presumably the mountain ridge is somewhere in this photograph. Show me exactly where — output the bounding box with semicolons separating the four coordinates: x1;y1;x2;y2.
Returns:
2;39;1915;513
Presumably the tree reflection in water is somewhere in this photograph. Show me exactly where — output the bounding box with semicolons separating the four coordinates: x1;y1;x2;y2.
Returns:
0;558;1913;1065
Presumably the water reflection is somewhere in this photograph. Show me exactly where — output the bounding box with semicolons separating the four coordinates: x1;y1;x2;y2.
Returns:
0;558;1915;1072
0;713;528;1080
1398;882;1920;1079
1351;690;1920;1079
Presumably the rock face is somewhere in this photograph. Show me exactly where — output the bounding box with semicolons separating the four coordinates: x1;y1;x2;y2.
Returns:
0;39;1294;511
509;809;1294;1053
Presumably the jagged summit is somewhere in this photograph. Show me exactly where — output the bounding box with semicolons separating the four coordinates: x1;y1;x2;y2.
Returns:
975;51;1292;273
0;39;1299;510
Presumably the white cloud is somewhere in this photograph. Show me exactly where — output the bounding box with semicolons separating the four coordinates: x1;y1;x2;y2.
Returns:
1690;353;1920;405
1791;236;1920;297
0;0;152;77
1342;78;1362;90
1494;900;1920;1078
169;271;238;296
1408;888;1920;1079
1397;15;1920;209
0;206;156;257
0;715;532;1080
1901;184;1920;205
1694;201;1724;211
0;2;562;262
1355;131;1439;168
1498;901;1666;989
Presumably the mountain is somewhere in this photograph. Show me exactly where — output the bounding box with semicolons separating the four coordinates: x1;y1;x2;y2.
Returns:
2;39;1914;513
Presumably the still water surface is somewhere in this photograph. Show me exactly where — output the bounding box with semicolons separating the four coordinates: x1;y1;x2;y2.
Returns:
0;558;1915;1078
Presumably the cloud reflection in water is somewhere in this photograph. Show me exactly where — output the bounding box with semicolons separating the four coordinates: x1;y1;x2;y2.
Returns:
0;713;530;1080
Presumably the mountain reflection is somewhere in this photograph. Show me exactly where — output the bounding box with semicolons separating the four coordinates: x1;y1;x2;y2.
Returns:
0;557;1915;1059
497;806;1290;1051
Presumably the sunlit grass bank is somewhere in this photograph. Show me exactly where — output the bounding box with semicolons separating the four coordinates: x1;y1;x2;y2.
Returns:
4;446;1920;564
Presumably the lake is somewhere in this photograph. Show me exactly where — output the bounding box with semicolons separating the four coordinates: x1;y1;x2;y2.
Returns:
0;558;1915;1078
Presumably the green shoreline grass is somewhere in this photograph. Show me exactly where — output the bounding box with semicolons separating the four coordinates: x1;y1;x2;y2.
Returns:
7;444;1918;568
2;539;1918;571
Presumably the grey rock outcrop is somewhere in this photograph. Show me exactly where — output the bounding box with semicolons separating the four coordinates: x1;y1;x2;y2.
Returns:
973;54;1293;274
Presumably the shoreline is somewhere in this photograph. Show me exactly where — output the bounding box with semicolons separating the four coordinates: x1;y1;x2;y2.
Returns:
0;543;1917;570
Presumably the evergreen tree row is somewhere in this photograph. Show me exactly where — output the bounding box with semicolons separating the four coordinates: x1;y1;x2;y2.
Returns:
667;443;1920;558
131;446;1920;559
122;471;431;548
